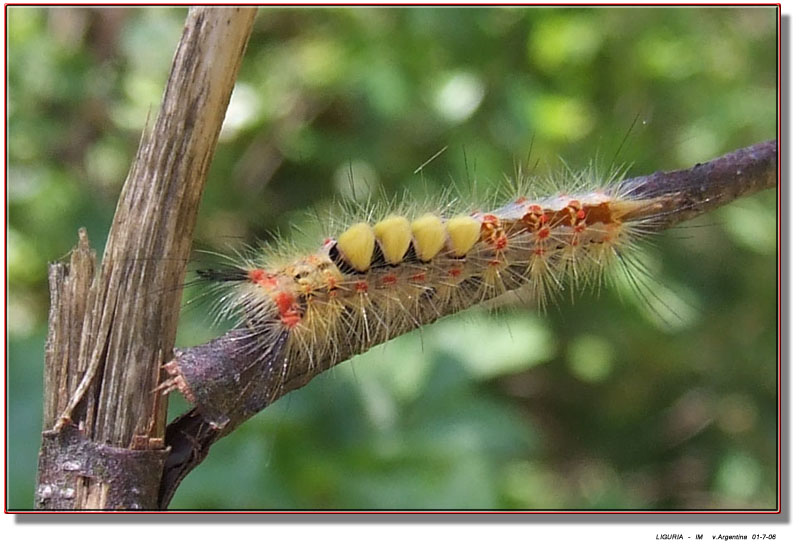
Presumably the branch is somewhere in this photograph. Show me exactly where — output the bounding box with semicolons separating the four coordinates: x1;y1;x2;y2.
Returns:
157;138;777;509
619;139;777;227
35;7;257;511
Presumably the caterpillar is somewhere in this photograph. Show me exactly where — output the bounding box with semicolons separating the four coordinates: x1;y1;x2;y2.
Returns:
153;139;775;508
198;171;657;376
162;139;772;412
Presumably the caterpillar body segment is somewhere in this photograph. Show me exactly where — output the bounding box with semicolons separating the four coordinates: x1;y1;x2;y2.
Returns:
445;216;481;257
335;222;375;272
208;184;664;373
373;215;413;265
410;213;448;261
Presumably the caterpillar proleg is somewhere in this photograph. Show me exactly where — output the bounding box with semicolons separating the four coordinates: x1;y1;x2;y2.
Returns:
155;140;776;509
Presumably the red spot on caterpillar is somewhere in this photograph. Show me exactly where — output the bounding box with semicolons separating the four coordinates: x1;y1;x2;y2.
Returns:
274;292;293;311
566;200;588;226
381;274;398;286
448;267;462;278
323;237;333;245
489;258;501;267
355;280;369;293
411;272;426;282
326;276;338;290
481;213;508;251
538;227;550;239
274;291;301;328
523;204;551;232
534;247;546;256
249;269;277;288
481;216;499;236
281;313;302;327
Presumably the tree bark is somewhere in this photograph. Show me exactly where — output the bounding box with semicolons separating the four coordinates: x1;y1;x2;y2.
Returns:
35;7;257;511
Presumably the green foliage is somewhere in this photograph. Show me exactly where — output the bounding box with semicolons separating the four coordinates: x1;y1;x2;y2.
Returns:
7;7;777;510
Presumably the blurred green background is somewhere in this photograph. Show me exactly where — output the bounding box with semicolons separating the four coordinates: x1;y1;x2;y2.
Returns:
7;7;777;510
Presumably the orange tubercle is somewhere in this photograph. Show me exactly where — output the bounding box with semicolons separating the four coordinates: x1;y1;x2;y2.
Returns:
249;268;277;289
481;214;499;226
273;291;302;328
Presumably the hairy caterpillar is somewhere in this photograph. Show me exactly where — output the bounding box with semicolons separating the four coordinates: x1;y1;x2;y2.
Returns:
154;140;775;508
197;170;656;378
160;140;774;419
